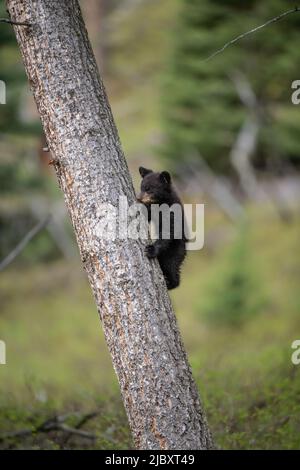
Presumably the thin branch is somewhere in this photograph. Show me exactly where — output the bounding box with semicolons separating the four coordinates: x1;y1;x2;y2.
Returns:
0;215;51;272
205;7;300;61
0;413;97;443
62;411;98;446
38;412;97;439
56;424;96;439
0;18;31;27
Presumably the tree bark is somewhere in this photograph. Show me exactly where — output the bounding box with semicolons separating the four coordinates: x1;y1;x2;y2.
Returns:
6;0;214;450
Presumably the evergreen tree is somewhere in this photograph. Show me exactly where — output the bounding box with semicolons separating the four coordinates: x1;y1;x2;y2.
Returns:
161;0;300;173
200;224;265;327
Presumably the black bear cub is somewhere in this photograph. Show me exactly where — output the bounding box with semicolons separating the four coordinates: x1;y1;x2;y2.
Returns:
137;166;186;290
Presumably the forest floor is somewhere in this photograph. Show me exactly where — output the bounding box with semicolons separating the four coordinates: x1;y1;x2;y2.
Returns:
0;207;300;450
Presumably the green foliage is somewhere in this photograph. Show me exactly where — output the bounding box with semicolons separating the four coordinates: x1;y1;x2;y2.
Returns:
0;4;41;135
196;346;300;450
161;0;300;172
199;223;265;326
0;161;41;195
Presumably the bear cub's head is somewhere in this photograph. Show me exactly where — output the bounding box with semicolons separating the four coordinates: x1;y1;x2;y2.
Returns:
137;167;173;205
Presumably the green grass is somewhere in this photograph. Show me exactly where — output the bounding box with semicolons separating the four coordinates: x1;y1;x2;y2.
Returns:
0;209;300;449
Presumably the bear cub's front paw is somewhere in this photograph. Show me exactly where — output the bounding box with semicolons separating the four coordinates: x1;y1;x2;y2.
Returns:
146;244;157;258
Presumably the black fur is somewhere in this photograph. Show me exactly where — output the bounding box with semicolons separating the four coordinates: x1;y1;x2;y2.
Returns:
138;167;186;290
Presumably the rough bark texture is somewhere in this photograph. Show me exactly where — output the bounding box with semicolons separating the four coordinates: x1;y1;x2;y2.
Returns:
7;0;214;450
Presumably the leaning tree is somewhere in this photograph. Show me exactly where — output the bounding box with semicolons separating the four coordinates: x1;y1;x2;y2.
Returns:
6;0;213;450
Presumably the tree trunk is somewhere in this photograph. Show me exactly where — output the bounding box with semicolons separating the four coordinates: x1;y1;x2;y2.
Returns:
6;0;214;450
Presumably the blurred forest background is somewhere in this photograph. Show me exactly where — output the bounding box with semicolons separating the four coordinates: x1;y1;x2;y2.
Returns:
1;0;300;449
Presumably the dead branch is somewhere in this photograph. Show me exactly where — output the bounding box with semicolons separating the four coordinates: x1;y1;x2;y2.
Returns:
0;215;51;272
29;199;77;260
229;71;267;200
205;7;300;61
62;411;98;446
0;412;97;443
230;116;260;200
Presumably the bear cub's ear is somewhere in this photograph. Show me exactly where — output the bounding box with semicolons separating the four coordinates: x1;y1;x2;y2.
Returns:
139;167;153;178
160;171;171;185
